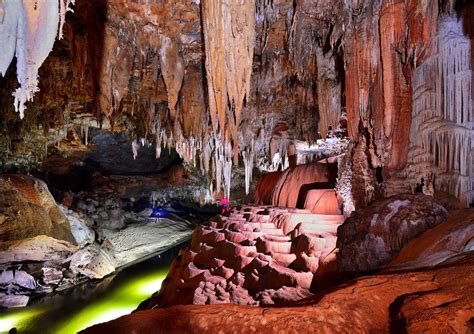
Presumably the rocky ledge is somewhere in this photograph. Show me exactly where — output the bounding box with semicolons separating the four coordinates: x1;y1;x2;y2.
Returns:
0;174;197;307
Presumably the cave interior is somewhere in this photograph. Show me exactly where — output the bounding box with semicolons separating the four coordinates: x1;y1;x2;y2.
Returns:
0;0;473;333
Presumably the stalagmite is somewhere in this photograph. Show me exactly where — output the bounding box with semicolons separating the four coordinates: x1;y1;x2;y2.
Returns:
0;0;75;118
80;124;89;146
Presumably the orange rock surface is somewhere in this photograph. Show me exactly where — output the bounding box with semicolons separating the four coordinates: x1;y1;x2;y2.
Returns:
83;253;474;334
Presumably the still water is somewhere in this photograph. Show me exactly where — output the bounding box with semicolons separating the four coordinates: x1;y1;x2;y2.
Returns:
0;242;185;334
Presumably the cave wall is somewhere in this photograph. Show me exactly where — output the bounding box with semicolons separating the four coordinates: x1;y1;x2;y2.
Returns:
0;0;472;206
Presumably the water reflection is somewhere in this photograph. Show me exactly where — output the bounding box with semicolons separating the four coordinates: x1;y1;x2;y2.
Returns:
0;243;184;333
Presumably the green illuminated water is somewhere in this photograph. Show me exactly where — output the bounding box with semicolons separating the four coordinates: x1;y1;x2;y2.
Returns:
0;243;184;334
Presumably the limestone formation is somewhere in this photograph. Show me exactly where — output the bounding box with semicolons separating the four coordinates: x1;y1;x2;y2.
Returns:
337;194;448;277
0;174;76;247
141;204;344;308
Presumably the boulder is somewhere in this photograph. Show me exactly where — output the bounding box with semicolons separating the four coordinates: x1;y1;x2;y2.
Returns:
59;205;95;246
69;244;115;279
0;294;29;308
41;266;64;285
0;236;76;263
385;208;474;272
337;194;448;277
0;270;37;290
0;174;76;248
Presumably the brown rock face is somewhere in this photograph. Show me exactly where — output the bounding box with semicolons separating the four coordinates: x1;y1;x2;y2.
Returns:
0;175;76;248
336;194;448;278
82;252;474;334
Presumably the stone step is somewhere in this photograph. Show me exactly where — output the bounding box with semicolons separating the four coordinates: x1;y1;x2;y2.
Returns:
260;228;284;235
256;239;292;254
259;222;276;229
297;223;339;235
263;234;291;242
270;252;297;267
249;215;270;223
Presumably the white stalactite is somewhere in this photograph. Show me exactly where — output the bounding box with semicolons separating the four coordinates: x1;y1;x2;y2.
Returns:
132;139;139;160
242;138;255;195
0;0;75;118
201;0;256;197
409;16;473;206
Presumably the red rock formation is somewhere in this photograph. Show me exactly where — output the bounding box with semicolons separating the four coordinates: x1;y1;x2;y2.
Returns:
337;194;448;278
253;171;282;205
304;189;340;215
82;253;474;334
253;162;337;208
385;208;474;271
141;205;344;307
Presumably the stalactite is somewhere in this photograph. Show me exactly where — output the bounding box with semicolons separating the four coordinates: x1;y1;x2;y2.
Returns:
0;0;75;118
316;47;341;138
242;138;255;195
0;0;21;76
132;139;139;160
408;16;473;206
159;36;185;123
201;0;256;196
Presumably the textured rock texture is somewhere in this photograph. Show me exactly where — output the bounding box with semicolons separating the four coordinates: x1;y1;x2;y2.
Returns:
337;194;448;277
69;244;115;279
385;208;474;272
140;205;344;307
0;174;76;248
82;252;474;334
253;161;338;208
